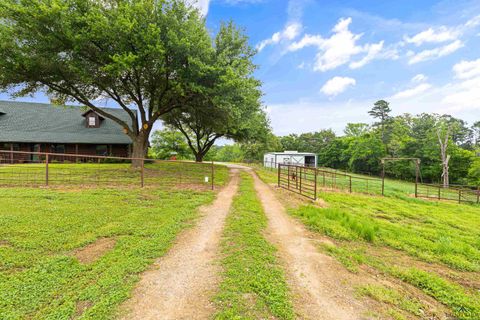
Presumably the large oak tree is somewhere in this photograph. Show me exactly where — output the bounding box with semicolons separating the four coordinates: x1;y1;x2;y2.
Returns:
0;0;213;165
162;22;269;162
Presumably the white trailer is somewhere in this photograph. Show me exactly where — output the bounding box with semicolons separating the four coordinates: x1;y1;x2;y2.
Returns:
263;151;317;168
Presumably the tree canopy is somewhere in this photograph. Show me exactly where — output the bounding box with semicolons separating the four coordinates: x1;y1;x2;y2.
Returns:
161;22;268;162
0;0;231;164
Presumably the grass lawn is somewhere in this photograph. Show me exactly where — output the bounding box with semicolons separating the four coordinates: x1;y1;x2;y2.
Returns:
254;166;480;319
0;163;229;320
215;172;294;319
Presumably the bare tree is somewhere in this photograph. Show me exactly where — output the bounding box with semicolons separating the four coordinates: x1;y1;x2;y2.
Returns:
437;126;451;187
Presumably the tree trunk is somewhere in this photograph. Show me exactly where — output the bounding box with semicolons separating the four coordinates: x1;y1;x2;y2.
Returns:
131;133;149;168
437;127;451;188
194;152;204;163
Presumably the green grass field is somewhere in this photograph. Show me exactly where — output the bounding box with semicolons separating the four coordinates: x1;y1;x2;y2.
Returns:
254;165;480;319
214;173;294;319
0;163;228;320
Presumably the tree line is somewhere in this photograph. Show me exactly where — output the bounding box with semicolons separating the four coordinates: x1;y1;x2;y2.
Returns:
152;100;480;186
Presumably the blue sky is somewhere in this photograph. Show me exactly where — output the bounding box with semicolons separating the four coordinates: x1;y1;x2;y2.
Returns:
2;0;479;137
198;0;480;135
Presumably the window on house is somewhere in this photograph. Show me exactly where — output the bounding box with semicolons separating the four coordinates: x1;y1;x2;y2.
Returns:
88;116;96;127
96;145;108;156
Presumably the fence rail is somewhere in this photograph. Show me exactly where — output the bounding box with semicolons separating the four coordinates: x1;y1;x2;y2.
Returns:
417;183;480;204
276;164;479;205
278;164;317;200
0;150;215;189
278;164;382;200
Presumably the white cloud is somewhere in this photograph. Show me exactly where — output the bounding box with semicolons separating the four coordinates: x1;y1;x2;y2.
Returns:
404;26;460;46
452;58;480;79
407;40;463;64
442;77;480;109
288;17;394;71
287;34;323;51
411;74;427;83
257;23;302;51
464;14;480;29
349;41;386;69
289;18;362;71
442;58;480;111
256;0;308;52
391;83;432;99
320;76;356;96
402;14;480;64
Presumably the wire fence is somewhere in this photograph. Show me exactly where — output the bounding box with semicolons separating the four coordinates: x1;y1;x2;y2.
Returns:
0;150;215;190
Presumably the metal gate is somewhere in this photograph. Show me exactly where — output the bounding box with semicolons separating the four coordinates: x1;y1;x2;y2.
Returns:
278;164;317;200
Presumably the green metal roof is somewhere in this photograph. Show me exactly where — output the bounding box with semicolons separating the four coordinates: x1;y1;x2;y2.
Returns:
0;100;133;144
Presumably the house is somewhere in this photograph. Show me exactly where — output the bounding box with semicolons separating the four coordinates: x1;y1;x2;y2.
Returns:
264;151;317;168
0;101;133;162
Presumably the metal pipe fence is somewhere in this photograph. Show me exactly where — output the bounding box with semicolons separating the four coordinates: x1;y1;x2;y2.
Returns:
416;183;480;204
277;164;382;200
0;150;215;190
276;164;479;204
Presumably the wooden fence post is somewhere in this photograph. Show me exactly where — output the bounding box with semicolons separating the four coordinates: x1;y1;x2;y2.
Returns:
45;153;49;186
349;175;352;193
381;160;385;196
415;160;419;198
458;189;461;204
140;158;144;188
211;161;214;190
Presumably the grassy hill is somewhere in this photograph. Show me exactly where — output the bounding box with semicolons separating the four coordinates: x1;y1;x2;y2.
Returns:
254;165;480;319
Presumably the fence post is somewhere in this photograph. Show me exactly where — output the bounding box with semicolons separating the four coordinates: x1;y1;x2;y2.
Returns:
45;153;49;186
477;187;479;204
438;186;441;200
211;161;214;190
381;161;385;196
140;158;144;188
287;165;290;190
277;164;280;187
314;168;318;200
295;166;298;190
300;167;303;194
349;175;352;193
415;160;419;198
458;189;461;204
